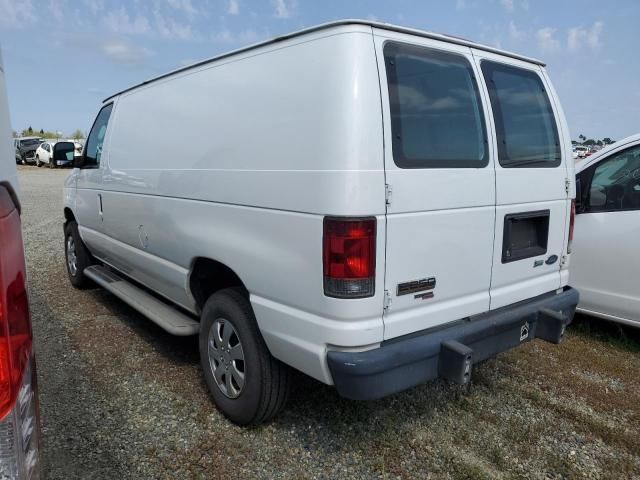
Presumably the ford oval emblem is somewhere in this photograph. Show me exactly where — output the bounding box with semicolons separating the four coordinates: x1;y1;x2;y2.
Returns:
546;255;558;265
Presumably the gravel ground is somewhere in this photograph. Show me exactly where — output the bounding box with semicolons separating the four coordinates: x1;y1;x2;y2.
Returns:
16;166;640;479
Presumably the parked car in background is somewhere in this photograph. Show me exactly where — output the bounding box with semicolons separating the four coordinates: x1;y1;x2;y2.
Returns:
0;45;42;479
63;20;578;425
14;137;42;165
35;140;75;168
571;133;640;327
573;145;588;158
73;141;83;160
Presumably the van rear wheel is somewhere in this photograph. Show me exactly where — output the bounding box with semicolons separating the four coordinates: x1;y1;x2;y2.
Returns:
64;221;95;289
199;288;290;425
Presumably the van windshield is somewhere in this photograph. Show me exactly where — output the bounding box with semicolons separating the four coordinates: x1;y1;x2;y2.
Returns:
481;61;561;168
384;42;488;169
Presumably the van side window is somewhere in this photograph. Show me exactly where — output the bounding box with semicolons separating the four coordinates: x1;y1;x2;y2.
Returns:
384;42;488;169
587;146;640;212
84;103;113;168
481;61;560;168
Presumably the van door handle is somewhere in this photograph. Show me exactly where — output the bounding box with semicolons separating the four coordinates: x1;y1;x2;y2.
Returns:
97;193;103;221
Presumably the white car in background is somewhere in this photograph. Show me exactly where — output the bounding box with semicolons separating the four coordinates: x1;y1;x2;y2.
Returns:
571;133;640;327
35;140;76;168
573;145;588;159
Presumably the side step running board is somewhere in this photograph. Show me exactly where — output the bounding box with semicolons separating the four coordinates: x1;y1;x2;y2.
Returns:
84;265;200;336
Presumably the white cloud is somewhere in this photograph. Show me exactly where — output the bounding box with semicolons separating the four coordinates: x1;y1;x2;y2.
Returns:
0;0;36;29
49;0;65;23
536;26;559;52
509;20;524;40
568;21;603;52
153;10;198;40
272;0;292;19
500;0;514;12
101;39;154;66
103;6;150;35
212;28;263;45
82;0;103;15
227;0;239;15
166;0;198;18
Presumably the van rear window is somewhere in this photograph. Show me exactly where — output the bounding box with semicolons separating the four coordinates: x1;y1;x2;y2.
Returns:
481;61;560;168
384;42;488;169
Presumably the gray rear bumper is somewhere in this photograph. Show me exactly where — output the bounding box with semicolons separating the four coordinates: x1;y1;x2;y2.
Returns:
327;287;579;400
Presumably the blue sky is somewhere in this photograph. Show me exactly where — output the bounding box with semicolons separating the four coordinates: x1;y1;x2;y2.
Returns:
0;0;638;140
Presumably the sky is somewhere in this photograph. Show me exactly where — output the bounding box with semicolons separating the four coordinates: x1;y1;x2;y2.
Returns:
0;0;638;140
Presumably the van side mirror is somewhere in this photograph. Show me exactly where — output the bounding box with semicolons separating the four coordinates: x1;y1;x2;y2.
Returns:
52;142;75;166
73;154;84;169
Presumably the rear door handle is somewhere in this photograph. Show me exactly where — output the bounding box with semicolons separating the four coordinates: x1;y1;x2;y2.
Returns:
97;193;103;220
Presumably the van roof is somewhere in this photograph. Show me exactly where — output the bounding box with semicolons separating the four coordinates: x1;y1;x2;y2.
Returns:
103;19;545;103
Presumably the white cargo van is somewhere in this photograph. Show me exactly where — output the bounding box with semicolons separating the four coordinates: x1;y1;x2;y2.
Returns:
63;21;579;425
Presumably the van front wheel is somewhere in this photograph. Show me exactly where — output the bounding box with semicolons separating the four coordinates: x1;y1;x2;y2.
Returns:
199;288;290;425
64;221;95;289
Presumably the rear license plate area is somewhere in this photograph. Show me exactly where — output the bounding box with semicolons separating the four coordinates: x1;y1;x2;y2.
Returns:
501;210;550;263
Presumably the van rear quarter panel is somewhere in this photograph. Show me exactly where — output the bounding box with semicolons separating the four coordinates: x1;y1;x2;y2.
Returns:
100;26;386;383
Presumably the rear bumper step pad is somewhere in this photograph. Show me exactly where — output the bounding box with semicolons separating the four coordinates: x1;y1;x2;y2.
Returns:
327;287;579;400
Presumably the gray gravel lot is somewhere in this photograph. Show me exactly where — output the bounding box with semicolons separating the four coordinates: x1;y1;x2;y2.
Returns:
17;166;640;479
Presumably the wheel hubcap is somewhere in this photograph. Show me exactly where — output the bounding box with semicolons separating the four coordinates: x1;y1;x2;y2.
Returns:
66;236;78;276
207;318;245;399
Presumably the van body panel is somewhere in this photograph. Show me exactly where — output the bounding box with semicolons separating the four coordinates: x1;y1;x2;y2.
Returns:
470;49;572;311
63;22;576;393
372;29;497;340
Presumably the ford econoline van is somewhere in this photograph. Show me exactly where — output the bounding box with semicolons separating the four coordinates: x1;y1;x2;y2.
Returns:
63;20;579;425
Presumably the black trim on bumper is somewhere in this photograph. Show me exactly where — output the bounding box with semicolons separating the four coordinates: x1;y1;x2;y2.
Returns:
327;287;579;400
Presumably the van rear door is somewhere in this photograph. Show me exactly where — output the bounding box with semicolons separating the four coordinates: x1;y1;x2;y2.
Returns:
372;29;497;340
471;51;570;310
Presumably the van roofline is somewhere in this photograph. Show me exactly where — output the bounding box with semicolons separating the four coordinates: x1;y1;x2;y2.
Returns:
102;19;545;103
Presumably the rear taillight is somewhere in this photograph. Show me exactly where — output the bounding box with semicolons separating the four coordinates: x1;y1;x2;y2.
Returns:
323;217;376;298
567;199;576;254
0;185;40;479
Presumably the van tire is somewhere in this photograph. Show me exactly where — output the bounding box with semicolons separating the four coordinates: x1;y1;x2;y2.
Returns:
199;288;290;425
64;221;95;289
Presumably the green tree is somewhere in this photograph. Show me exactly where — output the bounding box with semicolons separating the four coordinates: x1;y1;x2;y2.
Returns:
603;137;613;145
27;126;33;135
578;134;586;143
70;129;85;140
39;128;44;135
584;139;595;146
596;140;603;146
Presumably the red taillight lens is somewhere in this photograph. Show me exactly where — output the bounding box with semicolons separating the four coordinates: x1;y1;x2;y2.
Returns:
0;186;32;420
567;199;576;254
323;217;376;298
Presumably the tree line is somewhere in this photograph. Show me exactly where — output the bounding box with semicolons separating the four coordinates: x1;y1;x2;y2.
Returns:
571;134;614;146
13;126;85;140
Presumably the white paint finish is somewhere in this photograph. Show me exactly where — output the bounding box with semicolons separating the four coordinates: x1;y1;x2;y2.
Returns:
382;207;495;340
372;29;497;340
62;23;575;385
251;294;384;384
572;203;640;324
489;200;567;309
105;28;384;216
470;49;571;310
572;135;640;325
0;69;18;191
